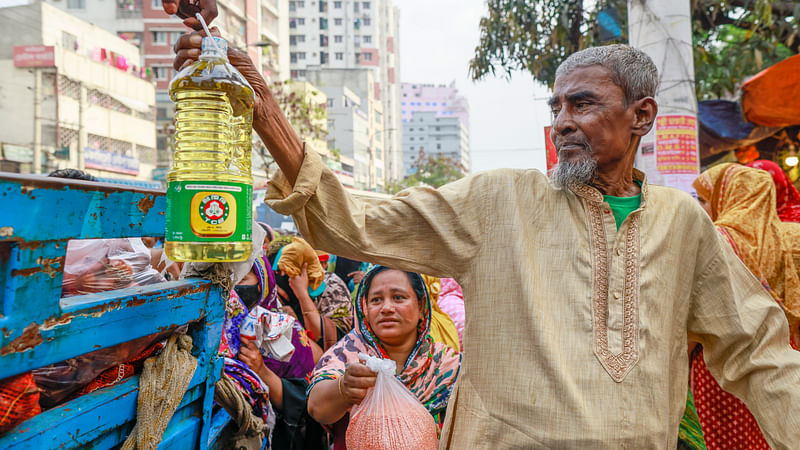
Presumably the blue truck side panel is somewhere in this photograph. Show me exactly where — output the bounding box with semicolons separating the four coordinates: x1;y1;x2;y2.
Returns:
0;173;228;449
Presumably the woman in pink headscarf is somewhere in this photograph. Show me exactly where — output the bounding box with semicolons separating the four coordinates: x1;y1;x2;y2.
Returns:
747;160;800;223
438;278;465;350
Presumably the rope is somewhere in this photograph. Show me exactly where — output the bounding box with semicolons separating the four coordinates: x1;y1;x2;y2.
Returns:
214;375;269;450
121;333;198;450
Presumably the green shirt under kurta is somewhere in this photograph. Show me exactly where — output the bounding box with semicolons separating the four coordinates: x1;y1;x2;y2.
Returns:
604;192;642;230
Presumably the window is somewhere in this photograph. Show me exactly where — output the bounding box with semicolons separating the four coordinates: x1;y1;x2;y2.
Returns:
290;35;297;45
297;0;305;6
320;34;329;46
67;0;85;8
362;1;370;9
289;1;296;11
362;52;372;61
298;18;305;25
425;102;430;106
363;35;372;44
432;102;437;106
320;51;328;64
152;0;162;8
401;102;405;106
335;52;343;60
152;31;168;45
319;18;328;29
441;102;447;106
319;1;327;13
153;66;171;81
334;18;343;26
290;52;298;63
290;18;297;28
170;31;183;45
334;35;343;43
437;144;442;150
334;1;341;7
436;127;440;131
363;17;371;26
298;52;306;60
327;99;334;107
410;137;414;141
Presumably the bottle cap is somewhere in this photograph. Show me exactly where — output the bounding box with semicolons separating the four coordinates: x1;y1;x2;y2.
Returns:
201;36;228;58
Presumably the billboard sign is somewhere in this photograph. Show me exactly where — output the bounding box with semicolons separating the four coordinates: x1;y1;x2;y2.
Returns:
84;147;140;175
13;45;55;68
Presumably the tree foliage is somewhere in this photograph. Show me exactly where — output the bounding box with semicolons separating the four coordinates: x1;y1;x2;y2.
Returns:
470;0;800;99
254;80;329;178
385;150;466;194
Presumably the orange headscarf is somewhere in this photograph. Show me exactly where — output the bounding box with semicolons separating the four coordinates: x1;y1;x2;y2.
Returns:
693;163;800;347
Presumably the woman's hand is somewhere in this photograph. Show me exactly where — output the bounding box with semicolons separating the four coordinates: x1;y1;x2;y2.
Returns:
172;29;271;124
238;338;267;375
340;361;377;406
348;270;366;285
289;263;310;296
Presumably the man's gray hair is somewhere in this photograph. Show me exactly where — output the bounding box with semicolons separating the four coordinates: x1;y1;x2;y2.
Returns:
555;44;659;106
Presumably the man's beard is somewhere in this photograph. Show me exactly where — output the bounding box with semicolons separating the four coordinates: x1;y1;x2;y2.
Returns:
550;140;597;189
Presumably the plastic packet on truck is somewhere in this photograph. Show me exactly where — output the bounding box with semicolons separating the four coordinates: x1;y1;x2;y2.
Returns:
61;238;166;298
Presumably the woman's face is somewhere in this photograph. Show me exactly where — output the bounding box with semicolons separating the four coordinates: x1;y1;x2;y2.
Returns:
365;270;422;346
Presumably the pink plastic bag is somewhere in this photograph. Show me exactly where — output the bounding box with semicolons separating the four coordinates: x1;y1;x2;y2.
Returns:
345;354;438;450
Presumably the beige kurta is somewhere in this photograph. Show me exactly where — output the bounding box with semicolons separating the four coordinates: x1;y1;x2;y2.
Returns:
266;149;800;449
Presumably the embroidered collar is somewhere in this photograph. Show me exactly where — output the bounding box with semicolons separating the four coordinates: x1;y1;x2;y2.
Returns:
569;168;649;208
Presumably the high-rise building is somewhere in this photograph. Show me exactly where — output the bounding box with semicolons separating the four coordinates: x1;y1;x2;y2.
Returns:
400;82;470;175
403;111;469;176
0;3;157;183
288;0;401;184
42;0;291;179
306;68;383;191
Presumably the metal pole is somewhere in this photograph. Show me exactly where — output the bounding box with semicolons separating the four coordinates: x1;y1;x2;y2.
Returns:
33;68;42;174
628;0;700;194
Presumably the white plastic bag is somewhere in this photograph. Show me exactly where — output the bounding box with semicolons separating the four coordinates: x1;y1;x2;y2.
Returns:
61;238;166;297
345;353;438;450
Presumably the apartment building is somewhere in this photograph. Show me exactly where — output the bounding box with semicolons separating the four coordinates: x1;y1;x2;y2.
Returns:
288;0;402;183
400;82;470;175
403;111;470;177
0;3;157;181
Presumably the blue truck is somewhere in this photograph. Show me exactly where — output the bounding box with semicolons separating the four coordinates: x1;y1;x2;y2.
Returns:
0;173;233;449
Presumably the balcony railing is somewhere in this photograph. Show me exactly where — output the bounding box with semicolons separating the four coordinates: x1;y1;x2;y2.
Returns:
116;0;142;18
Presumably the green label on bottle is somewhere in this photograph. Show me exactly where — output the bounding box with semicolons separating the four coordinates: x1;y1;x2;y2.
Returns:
166;180;252;243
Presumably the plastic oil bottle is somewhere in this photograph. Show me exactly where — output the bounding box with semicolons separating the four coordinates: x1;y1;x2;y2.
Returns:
165;36;254;262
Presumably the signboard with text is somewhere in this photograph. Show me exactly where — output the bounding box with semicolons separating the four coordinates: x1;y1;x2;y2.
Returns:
84;147;140;175
13;45;55;68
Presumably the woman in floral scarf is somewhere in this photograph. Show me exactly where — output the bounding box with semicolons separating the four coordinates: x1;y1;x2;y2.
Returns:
306;266;461;448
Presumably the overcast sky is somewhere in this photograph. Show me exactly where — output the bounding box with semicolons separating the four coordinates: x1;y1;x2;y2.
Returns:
397;0;551;173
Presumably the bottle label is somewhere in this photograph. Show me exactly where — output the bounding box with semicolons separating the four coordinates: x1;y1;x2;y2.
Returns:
166;180;252;242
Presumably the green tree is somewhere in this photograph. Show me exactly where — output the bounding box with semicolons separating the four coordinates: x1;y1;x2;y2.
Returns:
470;0;799;99
386;150;466;194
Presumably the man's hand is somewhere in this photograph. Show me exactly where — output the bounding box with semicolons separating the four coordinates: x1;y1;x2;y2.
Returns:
340;361;377;405
162;0;218;30
173;28;271;125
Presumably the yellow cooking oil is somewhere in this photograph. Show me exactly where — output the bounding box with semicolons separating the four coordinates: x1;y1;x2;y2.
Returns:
165;36;255;262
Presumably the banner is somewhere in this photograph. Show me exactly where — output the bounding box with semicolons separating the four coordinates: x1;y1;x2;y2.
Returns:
13;45;55;68
84;147;140;175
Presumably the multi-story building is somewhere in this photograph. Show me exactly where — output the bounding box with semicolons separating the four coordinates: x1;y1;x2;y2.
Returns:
400;82;470;175
43;0;291;178
307;68;383;191
288;0;401;184
403;111;470;176
0;2;157;182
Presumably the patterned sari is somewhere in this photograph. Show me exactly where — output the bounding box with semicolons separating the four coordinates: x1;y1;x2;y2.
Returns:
748;160;800;223
308;266;461;426
691;164;800;449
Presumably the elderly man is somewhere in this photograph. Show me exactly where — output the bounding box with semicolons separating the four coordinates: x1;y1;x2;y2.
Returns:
173;30;800;447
